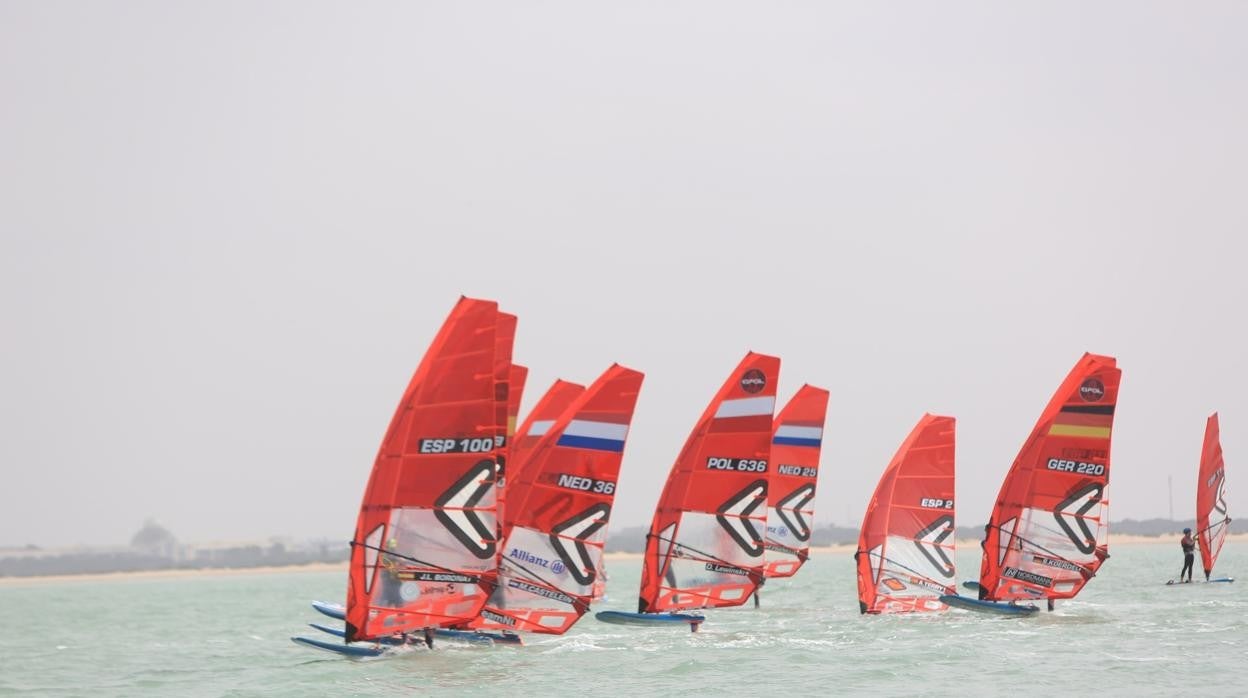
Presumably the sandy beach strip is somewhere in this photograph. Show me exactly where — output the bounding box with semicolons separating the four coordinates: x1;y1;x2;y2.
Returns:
0;561;349;587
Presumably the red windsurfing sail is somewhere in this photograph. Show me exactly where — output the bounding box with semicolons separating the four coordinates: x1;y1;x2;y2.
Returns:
344;297;511;642
978;353;1121;603
508;379;587;497
1197;412;1230;578
856;414;956;614
508;364;529;442
472;365;644;634
764;385;829;578
494;313;519;449
638;352;780;613
492;314;519;554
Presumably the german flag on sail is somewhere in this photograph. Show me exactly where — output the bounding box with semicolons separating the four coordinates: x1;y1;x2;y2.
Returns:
1048;404;1114;439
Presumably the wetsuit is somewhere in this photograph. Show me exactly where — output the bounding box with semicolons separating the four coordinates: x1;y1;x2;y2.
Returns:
1180;534;1196;582
379;552;406;606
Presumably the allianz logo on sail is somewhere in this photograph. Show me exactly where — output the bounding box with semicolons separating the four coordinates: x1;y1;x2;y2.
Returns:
766;524;790;538
509;547;567;576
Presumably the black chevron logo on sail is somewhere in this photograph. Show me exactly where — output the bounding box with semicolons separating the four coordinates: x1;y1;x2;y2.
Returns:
550;503;610;586
434;459;498;560
1214;476;1228;517
1053;482;1103;555
716;479;768;557
774;484;815;542
913;515;955;579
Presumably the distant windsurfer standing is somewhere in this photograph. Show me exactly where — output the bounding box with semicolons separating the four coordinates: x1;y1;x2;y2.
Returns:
1179;527;1196;583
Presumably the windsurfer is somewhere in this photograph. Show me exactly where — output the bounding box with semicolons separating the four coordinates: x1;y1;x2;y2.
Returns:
380;538;406;605
1179;528;1196;583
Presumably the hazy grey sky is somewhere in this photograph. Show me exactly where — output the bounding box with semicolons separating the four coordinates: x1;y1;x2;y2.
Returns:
2;2;1245;547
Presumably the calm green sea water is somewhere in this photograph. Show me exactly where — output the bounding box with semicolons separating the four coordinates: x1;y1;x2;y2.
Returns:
2;542;1241;697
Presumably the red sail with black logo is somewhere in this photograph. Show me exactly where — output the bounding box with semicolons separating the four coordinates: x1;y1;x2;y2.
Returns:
978;353;1121;603
507;379;587;503
764;385;830;578
344;297;510;642
471;364;644;634
856;414;956;614
638;352;780;613
1197;412;1230;579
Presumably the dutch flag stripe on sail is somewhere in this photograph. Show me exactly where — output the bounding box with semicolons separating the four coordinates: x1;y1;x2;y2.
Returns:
714;396;776;419
527;420;556;437
773;425;823;447
557;419;629;452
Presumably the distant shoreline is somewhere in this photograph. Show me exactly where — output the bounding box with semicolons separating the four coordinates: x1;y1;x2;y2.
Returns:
2;533;1241;586
0;561;348;587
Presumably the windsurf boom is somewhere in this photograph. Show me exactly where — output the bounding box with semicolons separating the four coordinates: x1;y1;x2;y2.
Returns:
1197;412;1231;580
343;297;514;643
977;353;1121;604
764;385;829;579
856;414;956;614
637;352;780;614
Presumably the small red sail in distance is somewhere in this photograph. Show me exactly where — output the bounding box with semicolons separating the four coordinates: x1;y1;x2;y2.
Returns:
1197;412;1230;579
472;364;645;634
764;385;830;578
507;379;587;505
344;297;511;642
978;353;1121;603
639;352;780;614
856;414;956;614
